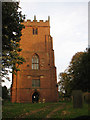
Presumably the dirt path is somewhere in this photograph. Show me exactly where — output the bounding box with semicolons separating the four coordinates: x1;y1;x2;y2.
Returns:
18;107;44;118
17;103;66;119
17;104;54;118
46;103;66;118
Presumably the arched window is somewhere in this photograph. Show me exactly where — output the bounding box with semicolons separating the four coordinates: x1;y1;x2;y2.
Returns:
32;54;39;69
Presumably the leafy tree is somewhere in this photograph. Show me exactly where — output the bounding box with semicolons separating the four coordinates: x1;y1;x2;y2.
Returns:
58;48;90;95
68;48;89;92
58;71;72;97
2;2;26;81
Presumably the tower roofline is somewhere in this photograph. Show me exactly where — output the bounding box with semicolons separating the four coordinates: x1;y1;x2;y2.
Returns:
23;15;50;24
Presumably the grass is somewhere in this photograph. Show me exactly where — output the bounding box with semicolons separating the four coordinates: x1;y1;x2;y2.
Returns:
26;102;61;118
2;101;89;119
2;101;51;118
52;102;89;119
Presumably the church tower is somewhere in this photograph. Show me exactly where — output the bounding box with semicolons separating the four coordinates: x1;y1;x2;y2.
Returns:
11;16;58;103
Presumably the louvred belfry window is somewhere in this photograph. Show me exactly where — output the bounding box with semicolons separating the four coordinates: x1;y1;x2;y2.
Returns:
33;28;38;35
32;54;39;69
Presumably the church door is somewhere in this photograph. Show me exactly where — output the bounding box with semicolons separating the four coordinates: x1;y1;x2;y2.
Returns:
32;92;39;103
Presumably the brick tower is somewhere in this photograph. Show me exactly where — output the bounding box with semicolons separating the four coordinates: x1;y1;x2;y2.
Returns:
11;16;58;103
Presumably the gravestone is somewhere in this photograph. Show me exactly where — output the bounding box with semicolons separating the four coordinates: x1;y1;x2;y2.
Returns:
72;90;83;108
84;92;90;104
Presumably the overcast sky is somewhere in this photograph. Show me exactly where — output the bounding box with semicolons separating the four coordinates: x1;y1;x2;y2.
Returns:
3;0;88;88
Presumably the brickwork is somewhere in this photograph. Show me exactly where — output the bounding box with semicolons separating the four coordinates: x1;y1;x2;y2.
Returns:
11;16;58;103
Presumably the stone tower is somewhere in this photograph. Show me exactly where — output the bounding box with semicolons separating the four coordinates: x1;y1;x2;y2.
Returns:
11;16;58;103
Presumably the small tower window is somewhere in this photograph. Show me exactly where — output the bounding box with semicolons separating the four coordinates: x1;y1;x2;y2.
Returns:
32;54;39;69
33;28;38;35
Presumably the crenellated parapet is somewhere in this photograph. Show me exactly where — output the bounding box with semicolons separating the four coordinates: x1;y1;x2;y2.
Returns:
22;15;50;27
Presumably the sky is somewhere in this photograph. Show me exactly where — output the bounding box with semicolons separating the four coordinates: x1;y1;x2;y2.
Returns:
2;0;89;88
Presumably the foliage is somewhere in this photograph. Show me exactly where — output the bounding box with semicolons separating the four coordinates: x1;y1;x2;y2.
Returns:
58;48;90;95
68;49;89;92
2;2;26;80
58;71;72;96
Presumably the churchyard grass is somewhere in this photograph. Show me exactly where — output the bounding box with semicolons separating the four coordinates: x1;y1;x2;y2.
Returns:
51;102;89;119
2;101;89;119
2;101;51;118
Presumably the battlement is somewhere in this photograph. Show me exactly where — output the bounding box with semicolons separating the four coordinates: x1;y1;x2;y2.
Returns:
22;16;50;27
24;19;49;23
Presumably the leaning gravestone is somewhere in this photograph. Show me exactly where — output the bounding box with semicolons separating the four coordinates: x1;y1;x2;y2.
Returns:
72;90;83;108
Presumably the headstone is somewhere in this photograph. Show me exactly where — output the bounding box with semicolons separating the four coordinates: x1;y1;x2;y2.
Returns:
84;92;90;104
72;90;83;108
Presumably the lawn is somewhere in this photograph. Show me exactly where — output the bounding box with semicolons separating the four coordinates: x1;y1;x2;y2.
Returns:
2;101;89;119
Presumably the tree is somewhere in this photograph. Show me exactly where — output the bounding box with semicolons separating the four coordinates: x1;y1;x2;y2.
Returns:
2;2;26;81
58;71;72;97
68;49;89;92
58;48;90;96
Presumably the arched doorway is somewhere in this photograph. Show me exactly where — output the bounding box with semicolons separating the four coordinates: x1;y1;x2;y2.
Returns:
32;91;39;103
